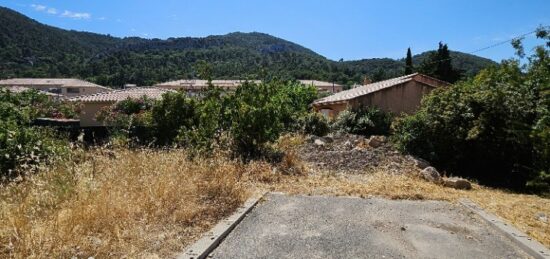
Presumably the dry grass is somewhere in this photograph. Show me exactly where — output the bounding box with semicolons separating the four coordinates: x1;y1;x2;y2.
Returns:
252;170;550;247
1;145;549;257
0;148;267;258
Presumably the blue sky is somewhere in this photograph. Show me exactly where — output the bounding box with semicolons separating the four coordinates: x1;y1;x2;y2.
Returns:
1;0;549;62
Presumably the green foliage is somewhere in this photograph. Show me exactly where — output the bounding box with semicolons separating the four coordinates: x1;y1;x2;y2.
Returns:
332;106;393;136
405;47;413;75
226;81;286;157
418;42;462;83
96;97;155;144
0;90;69;176
298;112;330;136
393;27;550;192
0;7;495;87
151;92;198;145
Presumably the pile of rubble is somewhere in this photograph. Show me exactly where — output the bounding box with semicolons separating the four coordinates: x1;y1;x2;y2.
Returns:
299;134;418;175
298;133;472;190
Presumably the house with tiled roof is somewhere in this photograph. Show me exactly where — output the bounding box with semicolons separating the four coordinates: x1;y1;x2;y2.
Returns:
69;87;174;127
0;78;111;98
312;73;450;117
155;79;343;94
298;80;343;94
1;85;63;100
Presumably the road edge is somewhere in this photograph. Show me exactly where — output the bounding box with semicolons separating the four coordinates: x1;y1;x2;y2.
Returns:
176;192;266;259
459;198;549;259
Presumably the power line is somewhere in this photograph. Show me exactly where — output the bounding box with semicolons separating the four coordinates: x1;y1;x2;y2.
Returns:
417;25;549;67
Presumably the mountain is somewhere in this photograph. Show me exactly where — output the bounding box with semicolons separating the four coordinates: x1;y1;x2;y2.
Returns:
0;7;497;87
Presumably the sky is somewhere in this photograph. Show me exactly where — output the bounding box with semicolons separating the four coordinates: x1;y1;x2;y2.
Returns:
1;0;549;62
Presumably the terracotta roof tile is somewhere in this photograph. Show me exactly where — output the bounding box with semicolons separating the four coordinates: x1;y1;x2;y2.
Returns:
69;87;174;103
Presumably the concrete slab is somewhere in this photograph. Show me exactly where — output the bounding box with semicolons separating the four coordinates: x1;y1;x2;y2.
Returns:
210;193;532;259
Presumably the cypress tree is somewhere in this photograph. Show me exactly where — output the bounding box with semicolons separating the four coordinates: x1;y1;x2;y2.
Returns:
405;47;413;74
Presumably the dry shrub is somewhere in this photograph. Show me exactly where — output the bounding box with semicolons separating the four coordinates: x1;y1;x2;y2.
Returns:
0;148;264;258
277;150;307;176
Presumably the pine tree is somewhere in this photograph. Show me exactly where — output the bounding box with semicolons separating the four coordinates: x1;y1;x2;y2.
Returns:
405;47;413;74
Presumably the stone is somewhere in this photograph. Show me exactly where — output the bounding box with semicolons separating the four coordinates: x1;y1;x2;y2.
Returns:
535;212;548;223
322;136;334;143
367;135;386;148
443;177;472;190
343;140;353;150
420;166;442;183
314;139;325;146
409;156;430;169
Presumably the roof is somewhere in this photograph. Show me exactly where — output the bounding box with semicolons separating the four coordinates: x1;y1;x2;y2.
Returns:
155;79;261;90
0;78;110;90
298;80;343;88
312;73;449;105
69;87;174;103
1;85;63;97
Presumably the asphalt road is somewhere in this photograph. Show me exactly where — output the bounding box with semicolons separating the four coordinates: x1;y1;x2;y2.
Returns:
210;193;530;259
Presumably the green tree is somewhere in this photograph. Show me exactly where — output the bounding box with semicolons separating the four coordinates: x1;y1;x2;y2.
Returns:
405;47;414;74
419;42;461;83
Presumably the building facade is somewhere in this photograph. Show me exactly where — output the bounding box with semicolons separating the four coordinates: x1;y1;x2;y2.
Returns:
312;73;450;117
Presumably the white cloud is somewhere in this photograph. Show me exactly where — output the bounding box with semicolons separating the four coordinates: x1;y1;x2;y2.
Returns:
30;4;46;11
30;4;90;20
61;10;91;19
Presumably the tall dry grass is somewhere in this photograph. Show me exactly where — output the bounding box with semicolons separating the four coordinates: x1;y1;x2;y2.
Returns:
0;148;268;258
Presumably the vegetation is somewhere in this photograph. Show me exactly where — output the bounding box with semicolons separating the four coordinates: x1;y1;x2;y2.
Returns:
95;80;318;157
393;27;550;193
0;7;496;87
404;47;413;74
0;89;75;177
332;106;393;136
417;42;462;83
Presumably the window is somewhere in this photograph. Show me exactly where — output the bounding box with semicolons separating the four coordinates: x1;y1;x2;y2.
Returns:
67;88;80;94
47;88;62;94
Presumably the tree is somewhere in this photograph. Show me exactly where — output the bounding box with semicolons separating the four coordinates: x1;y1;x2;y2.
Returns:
405;47;414;74
419;42;461;83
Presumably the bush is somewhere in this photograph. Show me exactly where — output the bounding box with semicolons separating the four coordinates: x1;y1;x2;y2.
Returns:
0;90;70;176
298;112;330;136
393;46;549;192
331;106;393;136
96;96;155;144
151;92;198;145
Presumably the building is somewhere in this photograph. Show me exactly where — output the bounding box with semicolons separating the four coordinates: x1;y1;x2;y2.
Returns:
155;79;343;94
69;87;174;127
312;73;450;117
298;80;344;94
1;85;63;100
155;79;261;95
0;78;112;98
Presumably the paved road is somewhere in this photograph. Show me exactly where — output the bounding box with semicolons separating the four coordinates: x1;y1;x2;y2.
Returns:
210;193;530;259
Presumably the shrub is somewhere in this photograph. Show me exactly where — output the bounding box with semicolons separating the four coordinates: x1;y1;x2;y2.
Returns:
298;112;330;136
0;90;70;176
227;81;283;157
96;96;155;144
393;53;549;191
151;92;199;145
331;106;393;136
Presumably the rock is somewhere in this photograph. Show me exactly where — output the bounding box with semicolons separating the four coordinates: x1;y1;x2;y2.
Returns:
314;139;326;146
343;140;353;150
322;136;334;143
443;177;472;190
409;156;430;169
535;212;548;223
420;166;442;183
367;135;386;148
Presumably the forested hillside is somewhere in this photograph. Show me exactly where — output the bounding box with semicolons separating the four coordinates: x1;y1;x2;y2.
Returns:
0;7;496;87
